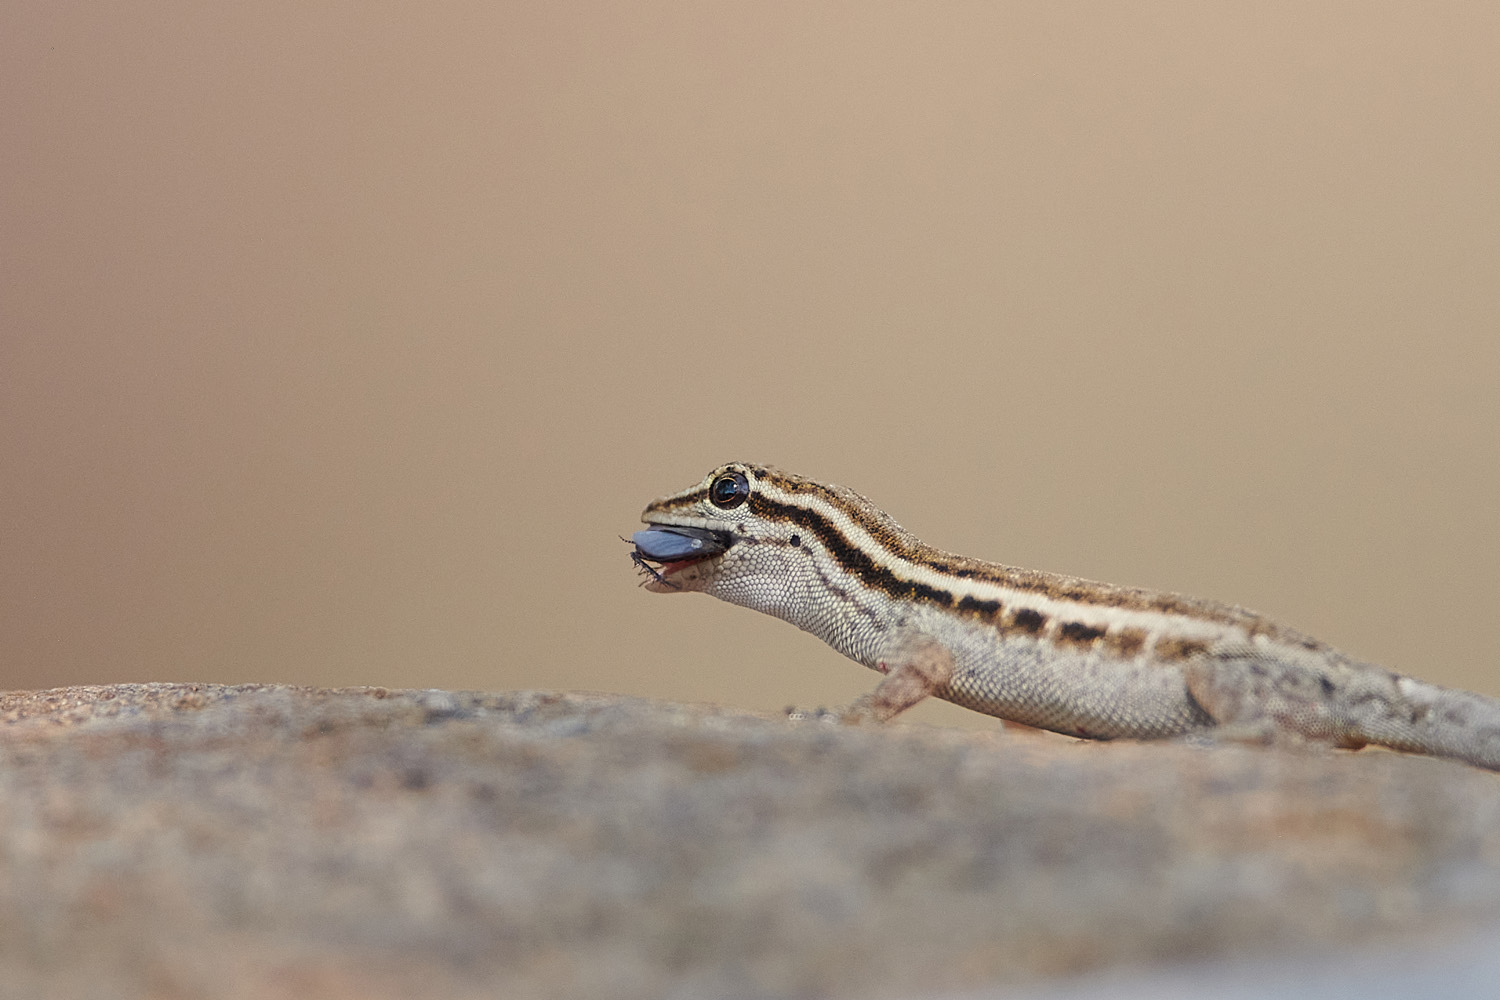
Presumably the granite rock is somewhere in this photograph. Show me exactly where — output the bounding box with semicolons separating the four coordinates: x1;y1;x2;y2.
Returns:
2;683;1499;999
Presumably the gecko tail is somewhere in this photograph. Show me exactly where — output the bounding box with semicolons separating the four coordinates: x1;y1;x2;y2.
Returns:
1360;676;1500;772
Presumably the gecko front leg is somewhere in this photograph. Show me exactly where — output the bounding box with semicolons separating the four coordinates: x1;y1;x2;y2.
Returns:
791;632;955;726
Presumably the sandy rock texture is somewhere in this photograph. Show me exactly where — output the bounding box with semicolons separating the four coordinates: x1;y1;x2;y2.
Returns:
2;683;1499;999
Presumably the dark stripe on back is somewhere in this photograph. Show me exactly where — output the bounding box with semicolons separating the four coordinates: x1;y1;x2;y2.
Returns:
1007;608;1047;634
644;465;1327;654
752;469;1310;641
956;595;1002;617
1103;628;1148;658
1057;621;1107;647
745;494;955;608
1154;637;1212;661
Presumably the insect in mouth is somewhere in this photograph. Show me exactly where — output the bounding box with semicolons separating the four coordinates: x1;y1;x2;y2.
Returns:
625;524;733;589
625;540;679;589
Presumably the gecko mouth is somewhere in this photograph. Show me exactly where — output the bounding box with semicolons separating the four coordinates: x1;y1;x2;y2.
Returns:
631;524;734;581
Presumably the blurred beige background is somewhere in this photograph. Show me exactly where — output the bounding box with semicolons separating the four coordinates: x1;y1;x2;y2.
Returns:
3;3;1497;731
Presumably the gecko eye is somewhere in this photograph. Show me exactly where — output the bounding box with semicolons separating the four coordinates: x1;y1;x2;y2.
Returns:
709;472;750;509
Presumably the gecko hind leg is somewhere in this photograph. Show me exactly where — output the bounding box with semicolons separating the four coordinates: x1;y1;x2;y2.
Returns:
1182;644;1371;750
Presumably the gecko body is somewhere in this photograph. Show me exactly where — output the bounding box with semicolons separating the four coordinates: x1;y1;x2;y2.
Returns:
631;463;1500;770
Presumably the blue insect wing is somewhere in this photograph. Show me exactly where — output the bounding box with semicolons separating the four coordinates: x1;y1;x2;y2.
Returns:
632;529;704;561
632;526;728;561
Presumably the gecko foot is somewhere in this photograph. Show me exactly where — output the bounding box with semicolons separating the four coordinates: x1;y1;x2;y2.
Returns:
784;706;844;725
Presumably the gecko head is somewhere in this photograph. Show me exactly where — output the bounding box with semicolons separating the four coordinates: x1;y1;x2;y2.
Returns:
632;462;797;595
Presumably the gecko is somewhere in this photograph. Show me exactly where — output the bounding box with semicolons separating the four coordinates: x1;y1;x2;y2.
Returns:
630;462;1500;770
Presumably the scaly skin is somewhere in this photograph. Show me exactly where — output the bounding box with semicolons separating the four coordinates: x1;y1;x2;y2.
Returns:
632;462;1500;771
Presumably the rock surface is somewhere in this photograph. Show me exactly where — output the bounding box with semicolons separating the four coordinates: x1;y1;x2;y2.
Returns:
2;683;1500;999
